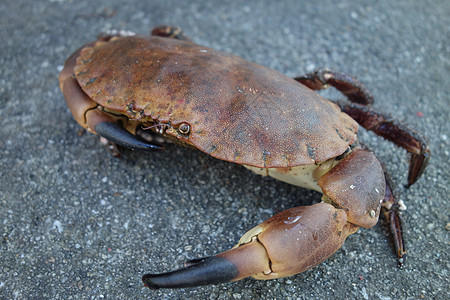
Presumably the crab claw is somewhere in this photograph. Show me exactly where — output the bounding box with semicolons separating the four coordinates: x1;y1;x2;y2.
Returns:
95;121;163;151
142;203;359;289
59;59;162;152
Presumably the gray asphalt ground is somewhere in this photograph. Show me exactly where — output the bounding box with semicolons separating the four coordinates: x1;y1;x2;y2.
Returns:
1;1;449;299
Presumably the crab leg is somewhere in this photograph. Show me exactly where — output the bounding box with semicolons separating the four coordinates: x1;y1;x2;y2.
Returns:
335;101;429;187
151;25;190;40
142;203;359;289
382;176;407;264
295;68;374;105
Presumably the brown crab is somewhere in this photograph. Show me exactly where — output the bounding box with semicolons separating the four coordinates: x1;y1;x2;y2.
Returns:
59;26;429;289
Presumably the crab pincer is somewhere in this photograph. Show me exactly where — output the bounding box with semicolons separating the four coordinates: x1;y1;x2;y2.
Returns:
142;203;359;289
142;148;385;288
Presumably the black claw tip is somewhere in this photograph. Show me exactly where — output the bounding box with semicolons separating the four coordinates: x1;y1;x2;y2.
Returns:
95;122;163;151
142;274;161;290
142;256;238;289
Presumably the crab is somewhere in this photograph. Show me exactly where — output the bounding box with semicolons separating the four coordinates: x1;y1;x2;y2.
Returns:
59;26;429;289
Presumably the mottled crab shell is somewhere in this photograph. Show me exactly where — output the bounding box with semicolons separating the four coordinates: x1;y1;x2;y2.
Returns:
74;36;358;168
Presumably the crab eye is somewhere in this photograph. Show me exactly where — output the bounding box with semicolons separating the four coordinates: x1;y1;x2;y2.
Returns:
178;123;191;135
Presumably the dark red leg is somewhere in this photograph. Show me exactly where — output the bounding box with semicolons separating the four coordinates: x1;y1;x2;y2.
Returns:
383;174;407;266
295;68;375;105
151;25;190;40
336;101;429;187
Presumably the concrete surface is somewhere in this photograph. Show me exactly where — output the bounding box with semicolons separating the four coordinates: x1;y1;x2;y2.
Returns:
1;0;448;299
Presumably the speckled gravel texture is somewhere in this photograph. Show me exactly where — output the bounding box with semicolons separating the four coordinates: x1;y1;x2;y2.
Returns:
1;1;449;299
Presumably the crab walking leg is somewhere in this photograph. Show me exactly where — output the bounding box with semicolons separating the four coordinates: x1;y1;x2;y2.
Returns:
294;68;375;105
335;101;430;187
142;203;359;289
151;25;190;40
382;174;407;264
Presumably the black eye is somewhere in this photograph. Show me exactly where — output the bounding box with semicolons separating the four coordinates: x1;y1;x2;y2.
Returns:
178;123;190;135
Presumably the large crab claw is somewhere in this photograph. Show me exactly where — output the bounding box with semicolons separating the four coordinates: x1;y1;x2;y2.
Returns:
58;41;162;152
142;149;386;289
142;202;358;289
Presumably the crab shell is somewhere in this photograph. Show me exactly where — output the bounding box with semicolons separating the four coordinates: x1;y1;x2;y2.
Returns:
61;35;359;168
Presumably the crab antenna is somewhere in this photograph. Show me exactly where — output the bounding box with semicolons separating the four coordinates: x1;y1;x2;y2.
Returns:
142;256;238;289
95;122;163;151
